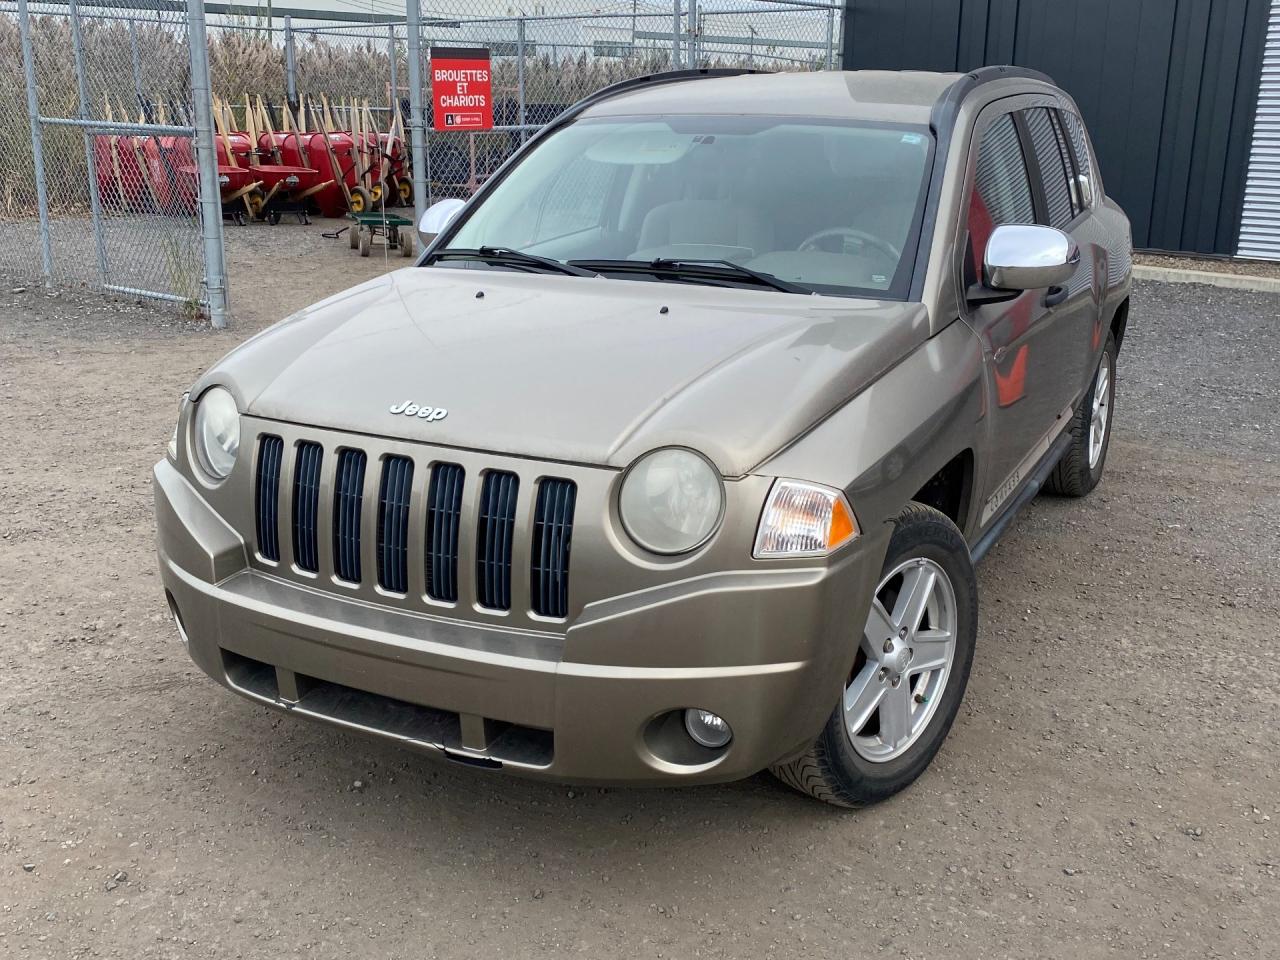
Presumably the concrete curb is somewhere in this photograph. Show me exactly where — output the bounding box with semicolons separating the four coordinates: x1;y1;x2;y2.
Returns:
1133;264;1280;294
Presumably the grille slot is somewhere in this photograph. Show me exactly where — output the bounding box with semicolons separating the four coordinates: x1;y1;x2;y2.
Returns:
255;435;284;561
531;478;576;618
376;456;414;593
291;441;323;572
333;449;367;583
425;462;465;602
476;471;519;610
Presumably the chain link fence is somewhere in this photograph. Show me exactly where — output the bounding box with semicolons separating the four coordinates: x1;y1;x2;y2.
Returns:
0;0;841;326
1;0;227;322
284;0;843;218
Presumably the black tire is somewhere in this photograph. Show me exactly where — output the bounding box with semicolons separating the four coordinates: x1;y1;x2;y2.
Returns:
770;502;978;808
359;228;371;258
400;229;415;258
349;186;371;215
1046;333;1116;497
348;224;360;249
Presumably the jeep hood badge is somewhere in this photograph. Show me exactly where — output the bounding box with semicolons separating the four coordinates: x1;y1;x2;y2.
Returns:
389;400;448;422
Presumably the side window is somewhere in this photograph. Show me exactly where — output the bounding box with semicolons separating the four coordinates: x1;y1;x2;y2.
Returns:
1060;111;1094;207
965;112;1035;284
535;155;616;242
1023;107;1075;228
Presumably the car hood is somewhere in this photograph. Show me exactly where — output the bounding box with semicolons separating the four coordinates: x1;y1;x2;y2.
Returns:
204;267;930;477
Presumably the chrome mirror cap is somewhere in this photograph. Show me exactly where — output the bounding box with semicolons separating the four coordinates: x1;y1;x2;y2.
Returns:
418;198;466;244
983;223;1079;291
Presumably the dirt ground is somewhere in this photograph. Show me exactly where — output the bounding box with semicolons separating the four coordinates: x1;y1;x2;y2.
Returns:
1;220;1277;959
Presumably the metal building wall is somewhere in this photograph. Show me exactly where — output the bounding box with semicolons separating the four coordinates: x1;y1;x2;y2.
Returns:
842;0;1272;257
1238;0;1280;259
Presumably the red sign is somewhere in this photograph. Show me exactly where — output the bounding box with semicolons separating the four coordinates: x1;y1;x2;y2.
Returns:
430;47;493;131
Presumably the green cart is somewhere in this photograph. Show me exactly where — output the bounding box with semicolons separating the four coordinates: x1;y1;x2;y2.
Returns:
346;212;417;259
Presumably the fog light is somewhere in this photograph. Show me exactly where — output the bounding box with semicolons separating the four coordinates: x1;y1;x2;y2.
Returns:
684;708;732;749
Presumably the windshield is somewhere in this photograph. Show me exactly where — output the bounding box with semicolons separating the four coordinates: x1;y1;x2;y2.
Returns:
440;114;934;299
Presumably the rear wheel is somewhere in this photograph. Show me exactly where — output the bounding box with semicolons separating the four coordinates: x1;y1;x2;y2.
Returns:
397;178;413;207
771;502;977;808
400;229;415;258
359;228;371;258
1046;333;1116;497
348;224;360;249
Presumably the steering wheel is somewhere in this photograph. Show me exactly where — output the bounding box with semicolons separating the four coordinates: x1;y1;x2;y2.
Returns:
798;227;901;263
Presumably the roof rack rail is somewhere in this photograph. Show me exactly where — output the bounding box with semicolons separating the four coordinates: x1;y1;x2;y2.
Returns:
930;65;1056;131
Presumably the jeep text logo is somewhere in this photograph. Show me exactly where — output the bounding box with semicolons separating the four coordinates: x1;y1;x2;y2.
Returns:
389;400;448;421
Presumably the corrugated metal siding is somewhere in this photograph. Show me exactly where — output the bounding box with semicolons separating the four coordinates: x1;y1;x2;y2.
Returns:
1238;1;1280;259
843;0;1272;256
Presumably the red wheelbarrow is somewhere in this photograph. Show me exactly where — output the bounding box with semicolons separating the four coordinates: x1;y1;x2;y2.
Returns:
246;132;332;224
175;162;260;225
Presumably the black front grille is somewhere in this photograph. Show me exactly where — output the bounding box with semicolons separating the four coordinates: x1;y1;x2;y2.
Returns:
476;471;519;610
251;434;581;620
425;462;464;602
292;441;323;572
255;435;284;561
333;449;367;583
531;479;576;618
376;456;414;593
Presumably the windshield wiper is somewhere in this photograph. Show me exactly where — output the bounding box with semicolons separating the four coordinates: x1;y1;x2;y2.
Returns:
428;246;598;278
568;258;810;295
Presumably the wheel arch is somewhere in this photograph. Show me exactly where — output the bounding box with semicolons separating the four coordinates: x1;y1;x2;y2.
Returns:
1109;296;1130;352
908;448;976;534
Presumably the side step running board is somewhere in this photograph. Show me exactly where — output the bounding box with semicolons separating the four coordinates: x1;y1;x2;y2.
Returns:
970;430;1073;564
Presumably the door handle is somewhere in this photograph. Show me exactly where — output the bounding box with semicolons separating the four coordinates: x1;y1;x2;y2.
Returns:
1043;285;1069;307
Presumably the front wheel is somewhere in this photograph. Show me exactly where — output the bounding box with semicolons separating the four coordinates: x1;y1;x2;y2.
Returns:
771;502;978;807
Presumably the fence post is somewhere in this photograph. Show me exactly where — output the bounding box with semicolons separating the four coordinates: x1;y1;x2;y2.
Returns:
284;16;298;109
67;0;110;286
825;4;835;69
16;0;52;288
688;0;697;66
128;19;145;111
516;18;526;142
671;0;681;69
406;0;429;224
186;0;229;328
388;25;398;117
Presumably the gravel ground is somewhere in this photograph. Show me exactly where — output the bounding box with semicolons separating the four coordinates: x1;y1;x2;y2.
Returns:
1;226;1277;959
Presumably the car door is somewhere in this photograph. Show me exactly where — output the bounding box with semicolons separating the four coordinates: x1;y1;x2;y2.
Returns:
959;106;1072;527
1020;105;1099;408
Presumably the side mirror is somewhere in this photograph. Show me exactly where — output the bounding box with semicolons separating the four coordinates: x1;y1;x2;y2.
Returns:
418;198;465;245
983;223;1079;291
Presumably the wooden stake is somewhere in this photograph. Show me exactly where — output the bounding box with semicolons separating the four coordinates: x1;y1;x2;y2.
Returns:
257;95;283;164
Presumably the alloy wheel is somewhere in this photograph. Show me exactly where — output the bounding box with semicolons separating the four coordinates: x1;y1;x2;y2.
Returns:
1088;359;1111;468
846;557;957;763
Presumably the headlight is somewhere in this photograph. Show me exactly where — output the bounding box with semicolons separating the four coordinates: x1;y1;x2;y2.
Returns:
619;448;723;554
753;479;859;558
193;386;240;480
